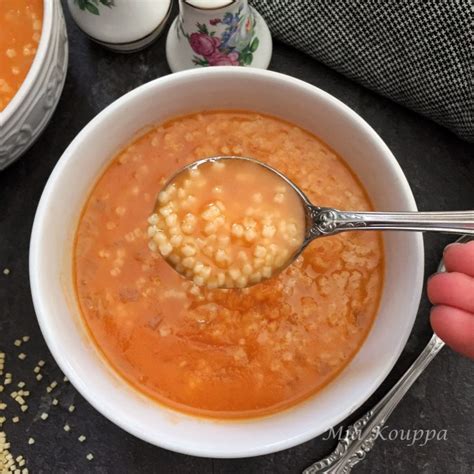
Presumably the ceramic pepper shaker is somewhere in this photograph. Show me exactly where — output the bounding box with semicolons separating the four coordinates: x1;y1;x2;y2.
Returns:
166;0;272;72
67;0;173;53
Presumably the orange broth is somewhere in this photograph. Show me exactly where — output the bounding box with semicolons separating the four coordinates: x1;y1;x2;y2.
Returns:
0;0;43;111
149;158;307;288
74;111;384;418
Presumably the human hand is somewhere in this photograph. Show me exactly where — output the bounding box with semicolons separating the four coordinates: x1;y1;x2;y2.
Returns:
428;241;474;359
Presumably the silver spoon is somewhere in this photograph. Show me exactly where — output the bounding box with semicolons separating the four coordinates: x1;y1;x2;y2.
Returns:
156;156;474;285
303;235;472;474
152;156;474;288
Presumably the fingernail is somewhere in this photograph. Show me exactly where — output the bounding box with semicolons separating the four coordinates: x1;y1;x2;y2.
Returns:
443;243;461;254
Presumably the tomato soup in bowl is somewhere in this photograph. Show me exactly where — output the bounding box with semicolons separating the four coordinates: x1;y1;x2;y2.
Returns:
74;111;384;418
30;68;423;457
0;0;43;111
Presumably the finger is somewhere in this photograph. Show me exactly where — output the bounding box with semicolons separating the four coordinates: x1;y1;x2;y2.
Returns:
430;305;474;359
427;272;474;313
444;241;474;276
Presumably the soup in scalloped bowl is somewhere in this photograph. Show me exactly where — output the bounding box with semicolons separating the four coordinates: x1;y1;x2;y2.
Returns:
74;110;384;419
0;0;43;112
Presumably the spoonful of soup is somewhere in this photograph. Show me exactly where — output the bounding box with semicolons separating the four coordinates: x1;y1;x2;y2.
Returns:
148;156;474;289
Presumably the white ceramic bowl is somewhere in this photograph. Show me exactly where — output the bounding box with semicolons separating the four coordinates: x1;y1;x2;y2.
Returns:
0;0;68;170
30;68;424;458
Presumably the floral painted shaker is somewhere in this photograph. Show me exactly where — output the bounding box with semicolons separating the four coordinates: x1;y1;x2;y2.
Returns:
67;0;173;53
166;0;272;71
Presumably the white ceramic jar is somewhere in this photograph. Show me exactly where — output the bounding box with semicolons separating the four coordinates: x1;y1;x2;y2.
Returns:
0;0;68;171
166;0;272;72
67;0;172;53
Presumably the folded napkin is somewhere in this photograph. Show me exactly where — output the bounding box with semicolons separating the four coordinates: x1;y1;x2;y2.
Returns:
251;0;473;142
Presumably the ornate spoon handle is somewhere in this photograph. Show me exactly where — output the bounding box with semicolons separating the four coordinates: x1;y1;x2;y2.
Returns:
303;334;445;474
310;208;474;236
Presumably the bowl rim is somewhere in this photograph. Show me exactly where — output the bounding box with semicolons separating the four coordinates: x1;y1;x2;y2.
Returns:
1;0;53;120
30;67;424;458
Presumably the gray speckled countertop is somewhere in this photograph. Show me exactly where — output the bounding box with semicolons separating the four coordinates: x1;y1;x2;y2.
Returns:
0;3;473;473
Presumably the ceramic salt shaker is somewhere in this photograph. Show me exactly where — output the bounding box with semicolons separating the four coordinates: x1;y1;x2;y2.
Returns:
166;0;272;72
67;0;172;53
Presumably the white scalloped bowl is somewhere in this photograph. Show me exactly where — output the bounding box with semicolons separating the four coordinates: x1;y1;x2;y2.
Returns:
30;68;424;458
0;0;68;170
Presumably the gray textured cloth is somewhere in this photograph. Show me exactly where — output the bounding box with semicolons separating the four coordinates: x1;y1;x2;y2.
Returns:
251;0;473;142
